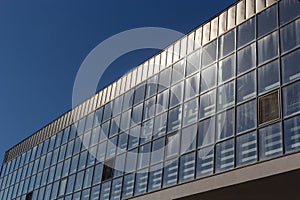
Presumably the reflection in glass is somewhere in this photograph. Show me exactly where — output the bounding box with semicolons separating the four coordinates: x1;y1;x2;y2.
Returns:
100;181;111;200
137;144;150;170
237;71;256;103
201;64;217;92
257;31;279;65
163;158;178;187
199;90;216;119
237;17;255;48
185;73;200;100
216;139;234;172
259;122;283;160
282;81;300;117
145;75;158;98
170;82;184;108
111;177;122;200
198;117;215;148
218;54;235;84
284;115;300;153
179;152;195;183
258;60;280;94
281;49;300;84
237;43;256;74
237;100;257;134
257;5;277;37
151;137;165;165
180;124;197;155
280;18;300;53
158;68;171;92
186;49;201;76
217;81;235;111
155;90;169;115
135;170;148;195
216;109;234;141
202;39;217;68
166;131;180;158
279;0;300;25
122;174;135;199
167;106;182;133
182;98;198;126
172;60;185;85
197;146;214;177
143;96;156;121
236;131;257;166
148;164;163;192
219;29;235;58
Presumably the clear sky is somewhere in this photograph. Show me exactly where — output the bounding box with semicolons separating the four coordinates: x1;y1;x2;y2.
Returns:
0;0;236;163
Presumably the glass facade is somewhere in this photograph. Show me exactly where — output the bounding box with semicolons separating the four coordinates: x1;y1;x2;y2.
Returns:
1;1;300;200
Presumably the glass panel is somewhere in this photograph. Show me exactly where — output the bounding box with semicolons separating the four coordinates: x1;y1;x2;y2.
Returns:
166;131;180;159
155;89;169;115
179;152;195;183
103;102;112;122
158;68;171;92
217;80;235;111
280;18;300;53
218;54;235;84
182;98;198;126
237;70;256;103
122;90;133;111
163;158;178;187
279;0;300;25
237;17;255;48
143;96;156;120
97;141;107;162
122;174;135;199
120;109;131;131
112;96;123;117
167;106;182;133
114;153;125;177
186;49;201;76
145;75;158;99
219;29;235;58
128;126;140;149
90;185;101;200
181;124;197;155
216;138;234;172
257;31;279;65
131;103;143;126
258;91;280;125
202;39;217;68
258;60;280;94
141;119;153;143
281;49;300;84
74;171;84;191
137;143;151;170
106;137;117;159
169;81;184;108
216;109;235;141
259;122;283;160
133;83;146;105
237;100;257;134
282;81;300;117
100;181;111;200
110;116;120;137
237;43;256;74
236;131;257;166
199;90;216;119
153;113;167;139
151;137;165;165
284;115;300;153
197;145;214;177
135;170;148;195
184;73;200;100
201;64;217;92
94;107;103;127
171;60;185;85
257;5;277;37
198;117;215;148
148;164;163;192
125;148;137;173
111;177;122;200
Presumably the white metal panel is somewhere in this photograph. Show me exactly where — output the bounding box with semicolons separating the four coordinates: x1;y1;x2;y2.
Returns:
173;41;180;63
266;0;277;7
202;22;211;45
166;45;173;67
256;0;266;12
210;17;219;40
246;0;255;19
236;0;246;25
227;6;236;30
187;32;195;54
180;37;187;58
154;54;160;74
219;11;227;35
160;51;166;70
148;57;154;77
195;27;202;49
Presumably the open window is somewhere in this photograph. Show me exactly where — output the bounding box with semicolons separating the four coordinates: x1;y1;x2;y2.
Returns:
26;192;33;200
102;158;115;181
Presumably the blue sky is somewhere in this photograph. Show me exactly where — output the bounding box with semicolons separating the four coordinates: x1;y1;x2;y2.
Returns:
0;0;236;163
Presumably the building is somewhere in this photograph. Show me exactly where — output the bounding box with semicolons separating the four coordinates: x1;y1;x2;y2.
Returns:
1;0;300;199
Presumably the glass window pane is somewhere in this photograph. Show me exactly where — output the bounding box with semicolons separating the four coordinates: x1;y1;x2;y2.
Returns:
182;98;198;126
219;29;235;58
217;80;235;111
197;146;214;177
158;68;171;92
186;49;201;76
128;126;140;149
201;64;217;92
185;73;200;100
284;115;300;153
133;83;145;105
120;109;131;131
151;138;165;165
155;90;169;115
216;109;234;141
279;0;300;25
237;100;257;134
100;181;110;200
258;5;278;37
94;107;103;127
131;103;143;126
114;153;125;177
258;31;279;65
166;131;180;159
141;119;153;143
198;117;215;148
216;138;234;172
74;171;84;191
110;116;120;137
103;102;112;122
111;177;122;200
135;170;148;195
282;81;300;117
163;158;178;187
179;152;195;183
237;43;256;74
122;174;135;199
122;90;133;111
171;59;185;85
258;91;280;125
202;39;217;68
258;60;280;94
106;137;117;159
167;106;182;133
125;149;137;173
259;122;283;160
145;75;158;98
236;131;257;166
180;124;197;155
112;96;123;117
143;96;156;120
281;49;300;84
169;81;184;108
137;144;151;170
218;54;235;84
199;90;216;119
237;17;255;48
280;18;300;53
237;71;256;103
148;164;163;192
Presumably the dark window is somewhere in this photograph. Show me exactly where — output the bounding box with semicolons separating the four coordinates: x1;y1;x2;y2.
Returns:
259;91;280;125
26;192;33;200
279;0;300;25
102;158;115;181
